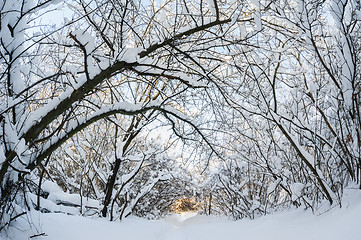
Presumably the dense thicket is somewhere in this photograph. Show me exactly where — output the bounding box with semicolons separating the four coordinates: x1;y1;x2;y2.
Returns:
0;0;360;236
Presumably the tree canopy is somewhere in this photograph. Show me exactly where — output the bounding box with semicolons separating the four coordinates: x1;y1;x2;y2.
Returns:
0;0;360;235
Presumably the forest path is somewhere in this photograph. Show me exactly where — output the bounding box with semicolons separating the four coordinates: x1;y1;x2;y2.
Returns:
7;192;361;240
22;203;360;240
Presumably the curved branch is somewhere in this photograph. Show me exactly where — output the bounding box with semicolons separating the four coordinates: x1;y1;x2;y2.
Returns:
22;60;134;143
139;19;232;58
27;101;162;170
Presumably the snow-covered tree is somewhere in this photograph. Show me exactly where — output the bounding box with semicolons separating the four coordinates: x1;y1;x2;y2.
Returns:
1;0;361;235
0;0;245;232
204;0;361;217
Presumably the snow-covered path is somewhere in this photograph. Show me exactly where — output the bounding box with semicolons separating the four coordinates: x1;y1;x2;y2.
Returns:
18;200;359;240
4;190;361;240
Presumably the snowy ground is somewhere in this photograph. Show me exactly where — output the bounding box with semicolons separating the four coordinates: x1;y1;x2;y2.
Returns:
4;189;361;240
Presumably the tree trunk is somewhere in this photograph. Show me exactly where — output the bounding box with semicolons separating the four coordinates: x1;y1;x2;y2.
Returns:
101;158;121;217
